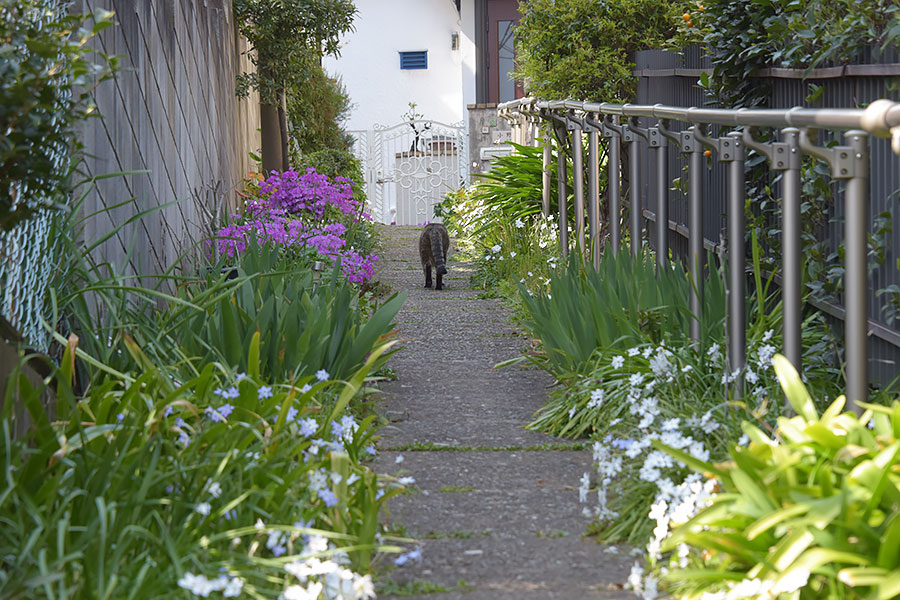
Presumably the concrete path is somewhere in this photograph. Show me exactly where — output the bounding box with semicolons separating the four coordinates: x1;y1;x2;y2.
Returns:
373;226;633;600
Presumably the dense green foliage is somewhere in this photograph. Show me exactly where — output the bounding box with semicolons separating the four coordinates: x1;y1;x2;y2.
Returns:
683;0;900;104
518;249;725;379
455;143;564;229
515;0;900;105
1;335;404;598
2;162;409;596
287;70;355;153
437;139;605;296
0;1;115;230
232;0;356;105
233;0;357;166
649;356;900;599
295;148;363;183
178;243;404;383
514;0;679;101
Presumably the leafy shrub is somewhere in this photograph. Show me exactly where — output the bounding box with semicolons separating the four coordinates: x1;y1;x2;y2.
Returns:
515;0;679;101
444;141;595;240
0;336;405;599
437;140;586;295
287;71;356;154
296;148;364;189
233;0;356;169
639;355;900;600
467;144;554;227
685;0;900;105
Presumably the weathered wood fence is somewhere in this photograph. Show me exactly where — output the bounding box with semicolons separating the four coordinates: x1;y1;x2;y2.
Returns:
0;0;260;353
0;1;261;429
75;0;261;278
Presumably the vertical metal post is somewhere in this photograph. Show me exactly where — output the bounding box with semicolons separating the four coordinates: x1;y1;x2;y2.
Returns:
844;131;870;409
542;124;552;218
780;128;803;375
626;125;642;257
683;128;703;342
798;128;871;410
365;129;377;220
607;126;622;256
556;124;569;257
648;128;668;269
588;128;601;270
723;132;746;386
571;118;586;255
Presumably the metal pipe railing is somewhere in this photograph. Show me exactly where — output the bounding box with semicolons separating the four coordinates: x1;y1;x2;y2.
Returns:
506;98;900;142
569;112;586;254
541;121;552;218
498;97;900;410
587;125;601;270
626;118;648;258
648;127;669;271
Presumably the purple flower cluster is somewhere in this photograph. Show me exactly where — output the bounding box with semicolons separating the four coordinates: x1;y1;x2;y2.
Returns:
260;168;358;220
214;169;378;284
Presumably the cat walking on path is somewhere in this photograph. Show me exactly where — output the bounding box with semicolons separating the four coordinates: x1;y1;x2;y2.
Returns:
419;223;450;290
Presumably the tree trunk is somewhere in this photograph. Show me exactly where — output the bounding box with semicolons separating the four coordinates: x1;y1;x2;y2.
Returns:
260;101;283;175
278;89;290;172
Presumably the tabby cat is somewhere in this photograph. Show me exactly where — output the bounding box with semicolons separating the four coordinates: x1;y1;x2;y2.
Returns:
418;223;450;290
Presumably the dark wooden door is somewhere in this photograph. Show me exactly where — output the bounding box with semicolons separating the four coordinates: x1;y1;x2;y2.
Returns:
486;0;523;104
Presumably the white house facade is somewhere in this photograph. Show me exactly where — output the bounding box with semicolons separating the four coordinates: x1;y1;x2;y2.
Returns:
323;0;477;130
324;0;524;224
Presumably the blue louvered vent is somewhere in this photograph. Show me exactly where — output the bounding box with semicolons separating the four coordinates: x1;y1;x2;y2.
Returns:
399;51;428;70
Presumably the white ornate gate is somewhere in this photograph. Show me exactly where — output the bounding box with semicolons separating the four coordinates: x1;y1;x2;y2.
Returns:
348;120;468;225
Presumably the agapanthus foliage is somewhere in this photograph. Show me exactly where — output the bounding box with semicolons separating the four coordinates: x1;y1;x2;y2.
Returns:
215;168;378;284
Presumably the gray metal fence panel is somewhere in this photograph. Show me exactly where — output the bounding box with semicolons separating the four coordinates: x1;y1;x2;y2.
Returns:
634;47;900;387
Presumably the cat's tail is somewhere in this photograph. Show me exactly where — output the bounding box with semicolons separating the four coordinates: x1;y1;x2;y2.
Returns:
430;227;448;275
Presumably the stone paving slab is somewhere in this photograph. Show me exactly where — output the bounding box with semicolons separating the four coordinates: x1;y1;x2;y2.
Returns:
372;225;632;599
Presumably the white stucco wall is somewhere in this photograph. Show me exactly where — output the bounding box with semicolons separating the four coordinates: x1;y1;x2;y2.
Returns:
323;0;476;131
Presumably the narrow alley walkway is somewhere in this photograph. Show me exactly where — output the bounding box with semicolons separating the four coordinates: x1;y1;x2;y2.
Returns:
373;225;633;599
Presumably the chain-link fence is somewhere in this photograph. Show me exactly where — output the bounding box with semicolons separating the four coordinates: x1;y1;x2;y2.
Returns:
0;0;72;351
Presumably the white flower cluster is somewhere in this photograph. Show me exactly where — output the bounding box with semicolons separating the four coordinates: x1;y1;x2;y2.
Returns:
177;573;244;597
283;558;375;600
628;564;659;600
623;476;718;599
695;570;810;600
576;342;731;597
483;242;518;263
578;442;620;520
537;214;559;249
648;349;675;381
279;536;376;600
645;474;718;561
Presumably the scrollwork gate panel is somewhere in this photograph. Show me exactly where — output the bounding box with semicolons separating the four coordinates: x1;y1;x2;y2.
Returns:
348;120;467;224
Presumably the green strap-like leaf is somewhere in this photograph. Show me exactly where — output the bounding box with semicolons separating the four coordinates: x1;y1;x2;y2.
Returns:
773;354;817;421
